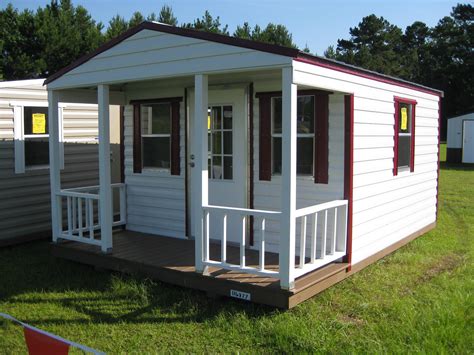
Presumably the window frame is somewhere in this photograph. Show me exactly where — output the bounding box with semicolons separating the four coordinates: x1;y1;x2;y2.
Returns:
393;96;417;175
208;104;234;181
11;101;64;174
140;102;172;173
270;94;316;177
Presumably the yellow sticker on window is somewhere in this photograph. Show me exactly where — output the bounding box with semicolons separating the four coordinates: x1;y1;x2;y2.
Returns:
400;107;408;131
32;113;46;134
208;115;211;130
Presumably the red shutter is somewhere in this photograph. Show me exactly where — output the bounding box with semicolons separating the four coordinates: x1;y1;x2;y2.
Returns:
314;94;329;184
259;96;272;181
171;102;180;176
133;103;142;174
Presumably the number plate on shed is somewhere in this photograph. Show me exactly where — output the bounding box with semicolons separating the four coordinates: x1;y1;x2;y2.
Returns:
230;289;251;301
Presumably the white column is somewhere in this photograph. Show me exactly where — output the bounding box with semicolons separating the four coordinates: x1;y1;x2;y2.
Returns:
98;84;113;253
280;66;297;290
48;90;62;242
193;74;209;273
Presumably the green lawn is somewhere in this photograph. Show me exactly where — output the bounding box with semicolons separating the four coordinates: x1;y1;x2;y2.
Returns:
1;145;473;353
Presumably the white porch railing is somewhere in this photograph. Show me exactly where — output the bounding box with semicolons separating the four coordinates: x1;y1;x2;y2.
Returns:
294;200;348;279
201;200;348;281
202;205;281;277
57;183;126;247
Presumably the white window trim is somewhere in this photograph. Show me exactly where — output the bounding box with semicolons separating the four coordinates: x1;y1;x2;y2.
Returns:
12;102;64;174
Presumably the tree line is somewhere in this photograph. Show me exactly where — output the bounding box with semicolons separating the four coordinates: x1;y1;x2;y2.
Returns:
1;0;472;134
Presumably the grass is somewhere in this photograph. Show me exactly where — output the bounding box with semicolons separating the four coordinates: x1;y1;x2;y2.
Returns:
0;144;473;353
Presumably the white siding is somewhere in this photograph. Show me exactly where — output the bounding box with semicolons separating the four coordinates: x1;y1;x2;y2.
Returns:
49;30;291;90
0;80;119;244
447;113;474;149
123;94;186;238
252;80;345;253
292;60;440;266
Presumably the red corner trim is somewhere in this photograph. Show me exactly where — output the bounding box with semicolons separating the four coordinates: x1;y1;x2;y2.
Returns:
343;94;354;270
436;99;442;220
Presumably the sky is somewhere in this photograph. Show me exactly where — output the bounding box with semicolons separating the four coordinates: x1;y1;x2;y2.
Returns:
5;0;461;55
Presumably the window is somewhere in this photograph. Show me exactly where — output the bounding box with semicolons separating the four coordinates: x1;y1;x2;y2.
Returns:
13;104;64;174
133;98;181;175
141;103;171;170
208;105;233;180
24;106;49;167
271;95;315;175
394;97;416;175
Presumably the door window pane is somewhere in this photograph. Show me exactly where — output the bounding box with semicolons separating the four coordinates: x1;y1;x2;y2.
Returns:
208;105;233;180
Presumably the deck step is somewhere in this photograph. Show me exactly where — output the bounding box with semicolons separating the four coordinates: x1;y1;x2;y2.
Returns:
294;262;349;293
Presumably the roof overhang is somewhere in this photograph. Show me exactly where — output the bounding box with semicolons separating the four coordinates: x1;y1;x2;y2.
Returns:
45;21;443;98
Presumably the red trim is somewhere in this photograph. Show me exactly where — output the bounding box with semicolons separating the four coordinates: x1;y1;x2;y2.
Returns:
132;104;142;174
314;94;329;184
343;94;354;270
393;96;417;175
119;106;125;183
258;96;272;181
410;104;416;173
436;99;442;220
294;56;443;97
170;101;180;176
248;83;255;246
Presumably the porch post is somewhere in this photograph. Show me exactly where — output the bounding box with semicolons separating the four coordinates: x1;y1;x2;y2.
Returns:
98;84;113;253
48;90;62;242
280;66;297;290
193;74;209;273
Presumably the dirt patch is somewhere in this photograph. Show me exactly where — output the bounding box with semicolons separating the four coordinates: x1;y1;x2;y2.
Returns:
338;314;365;326
401;254;464;296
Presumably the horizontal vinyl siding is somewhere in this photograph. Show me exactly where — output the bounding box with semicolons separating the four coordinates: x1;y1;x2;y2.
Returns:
50;30;291;89
351;92;439;264
0;83;107;243
293;60;440;266
123;102;186;239
253;85;345;253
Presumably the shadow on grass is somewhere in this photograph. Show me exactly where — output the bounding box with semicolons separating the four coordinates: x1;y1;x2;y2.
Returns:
440;161;474;171
0;241;278;327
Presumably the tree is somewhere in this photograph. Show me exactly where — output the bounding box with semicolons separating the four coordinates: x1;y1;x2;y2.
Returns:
105;15;128;40
183;10;229;35
128;11;144;27
158;5;178;26
233;22;296;48
332;15;405;77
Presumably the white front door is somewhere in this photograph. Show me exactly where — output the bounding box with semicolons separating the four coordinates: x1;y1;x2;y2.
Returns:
462;120;474;163
188;88;247;244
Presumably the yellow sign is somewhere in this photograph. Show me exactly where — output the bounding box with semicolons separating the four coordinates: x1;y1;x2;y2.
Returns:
400;107;408;131
32;113;46;134
208;115;211;130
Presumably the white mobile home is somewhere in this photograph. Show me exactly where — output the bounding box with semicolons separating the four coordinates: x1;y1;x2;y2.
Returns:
447;112;474;163
0;79;121;247
46;22;442;308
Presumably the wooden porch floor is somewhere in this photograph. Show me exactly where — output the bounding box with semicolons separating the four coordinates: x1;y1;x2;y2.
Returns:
51;230;349;308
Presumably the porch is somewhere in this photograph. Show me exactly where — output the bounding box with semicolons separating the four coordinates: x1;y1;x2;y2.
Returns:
51;230;349;309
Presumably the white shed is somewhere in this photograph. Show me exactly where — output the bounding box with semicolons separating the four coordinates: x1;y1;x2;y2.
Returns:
0;79;121;246
447;112;474;163
45;22;443;308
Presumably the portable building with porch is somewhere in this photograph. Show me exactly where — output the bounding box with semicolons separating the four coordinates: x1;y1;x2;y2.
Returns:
45;22;443;308
0;79;121;247
446;112;474;163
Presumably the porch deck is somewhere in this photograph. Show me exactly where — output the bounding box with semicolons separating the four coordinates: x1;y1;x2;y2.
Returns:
51;230;349;309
